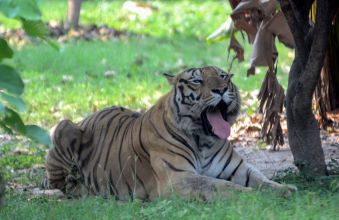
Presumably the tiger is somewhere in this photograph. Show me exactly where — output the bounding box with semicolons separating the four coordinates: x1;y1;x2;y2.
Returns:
42;66;295;201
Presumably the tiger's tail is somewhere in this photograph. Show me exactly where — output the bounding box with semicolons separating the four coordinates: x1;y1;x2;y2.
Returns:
43;120;82;192
40;176;50;189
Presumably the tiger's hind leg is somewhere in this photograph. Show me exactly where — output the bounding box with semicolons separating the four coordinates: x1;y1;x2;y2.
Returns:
44;120;84;196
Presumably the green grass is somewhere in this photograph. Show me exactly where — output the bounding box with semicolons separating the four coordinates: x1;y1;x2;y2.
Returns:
1;187;338;220
1;0;231;39
12;37;290;127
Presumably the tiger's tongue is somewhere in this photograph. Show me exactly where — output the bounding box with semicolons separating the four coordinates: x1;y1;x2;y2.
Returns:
206;109;231;140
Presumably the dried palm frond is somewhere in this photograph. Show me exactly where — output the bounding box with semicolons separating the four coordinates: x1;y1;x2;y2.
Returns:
258;67;285;149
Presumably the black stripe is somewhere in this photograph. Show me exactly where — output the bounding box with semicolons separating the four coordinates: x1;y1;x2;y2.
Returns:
109;172;119;197
136;174;149;199
79;116;92;128
187;85;198;90
202;146;223;169
90;122;108;168
125;180;134;199
196;94;201;100
103;114;133;169
218;142;231;163
90;111;108;130
162;159;186;172
217;149;234;178
181;99;194;106
138;117;150;157
92;172;100;193
48;175;65;181
53;146;73;166
78;135;93;156
54;139;73;163
178;85;194;106
245;169;251;187
69;138;77;151
46;167;65;174
162;114;198;160
97;108;116;122
173;87;181;120
140;113;160;178
118;117;133;172
179;79;189;84
86;175;92;192
227;160;243;181
55;121;69;134
180;114;194;120
115;116;134;199
89;117;115;190
150;118;195;163
167;149;196;169
89;108;116;129
79;146;94;168
128;119;139;157
191;68;198;77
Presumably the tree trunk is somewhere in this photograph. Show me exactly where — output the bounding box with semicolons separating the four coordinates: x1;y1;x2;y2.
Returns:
65;0;82;30
315;14;339;128
286;60;327;176
0;173;4;207
279;0;337;176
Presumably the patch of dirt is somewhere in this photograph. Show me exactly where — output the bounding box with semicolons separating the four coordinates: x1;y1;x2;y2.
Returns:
0;22;131;47
231;113;339;179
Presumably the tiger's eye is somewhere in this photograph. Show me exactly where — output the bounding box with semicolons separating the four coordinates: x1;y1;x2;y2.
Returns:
191;80;203;85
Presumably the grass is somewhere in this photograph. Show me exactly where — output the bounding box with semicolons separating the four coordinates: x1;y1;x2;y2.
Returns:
11;37;291;127
1;1;333;220
1;184;338;220
0;0;231;39
14;38;290;127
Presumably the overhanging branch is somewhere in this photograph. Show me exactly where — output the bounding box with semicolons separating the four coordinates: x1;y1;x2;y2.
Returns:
278;0;308;65
301;0;331;98
290;0;314;34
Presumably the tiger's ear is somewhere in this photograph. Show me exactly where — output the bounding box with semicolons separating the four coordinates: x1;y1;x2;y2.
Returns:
163;73;177;85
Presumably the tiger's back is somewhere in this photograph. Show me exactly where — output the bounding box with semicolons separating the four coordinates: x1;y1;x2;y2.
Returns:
46;106;158;200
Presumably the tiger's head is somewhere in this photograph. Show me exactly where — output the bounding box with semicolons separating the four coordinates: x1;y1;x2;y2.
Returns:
165;66;240;140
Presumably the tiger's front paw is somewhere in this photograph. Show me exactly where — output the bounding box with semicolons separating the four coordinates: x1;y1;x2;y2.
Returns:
260;181;297;198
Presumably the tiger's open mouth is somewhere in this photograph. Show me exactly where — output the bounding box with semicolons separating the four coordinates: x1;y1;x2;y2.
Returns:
201;101;231;139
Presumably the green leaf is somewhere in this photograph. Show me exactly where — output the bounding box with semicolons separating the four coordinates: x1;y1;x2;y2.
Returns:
0;92;27;112
0;103;5;113
25;125;52;148
22;19;48;38
0;121;13;134
206;18;233;43
0;0;41;20
0;64;24;96
1;107;26;134
0;38;13;61
42;37;60;51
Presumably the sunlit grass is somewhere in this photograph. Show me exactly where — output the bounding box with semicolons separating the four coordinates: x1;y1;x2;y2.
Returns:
12;38;289;128
1;187;338;220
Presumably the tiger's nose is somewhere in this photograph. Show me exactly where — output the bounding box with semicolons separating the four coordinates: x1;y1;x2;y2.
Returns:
211;88;226;95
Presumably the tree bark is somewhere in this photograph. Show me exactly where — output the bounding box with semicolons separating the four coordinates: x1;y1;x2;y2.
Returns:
0;173;4;207
65;0;83;30
315;14;339;128
279;0;336;176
